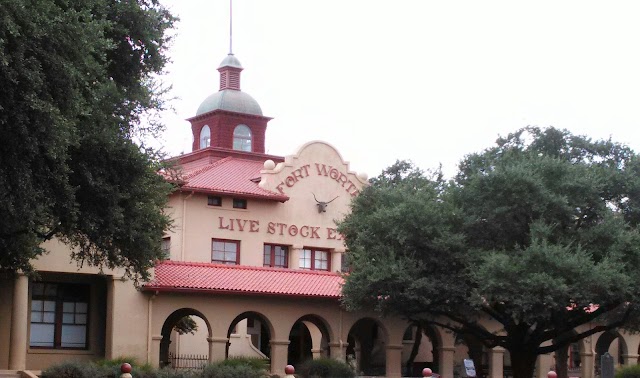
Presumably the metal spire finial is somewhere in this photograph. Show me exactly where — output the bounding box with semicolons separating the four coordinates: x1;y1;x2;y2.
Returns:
229;0;233;54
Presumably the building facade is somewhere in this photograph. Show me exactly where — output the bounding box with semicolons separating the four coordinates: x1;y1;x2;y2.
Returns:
1;53;640;378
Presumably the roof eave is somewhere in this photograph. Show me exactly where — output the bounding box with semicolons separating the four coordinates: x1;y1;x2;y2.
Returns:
186;109;273;122
177;186;289;202
165;147;285;166
141;286;341;300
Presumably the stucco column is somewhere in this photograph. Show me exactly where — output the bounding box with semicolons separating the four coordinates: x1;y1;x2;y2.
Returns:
9;273;28;370
580;350;595;378
488;346;505;378
207;337;229;362
353;345;362;372
385;344;403;378
623;354;639;365
536;354;553;378
329;341;347;362
270;339;291;376
105;276;115;359
438;346;456;378
150;336;162;368
331;247;345;272
290;245;303;269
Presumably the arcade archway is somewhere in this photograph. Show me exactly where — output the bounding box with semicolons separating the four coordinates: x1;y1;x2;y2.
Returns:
455;333;489;378
596;330;627;372
401;323;440;377
347;317;389;376
226;311;273;361
159;308;211;369
287;315;331;366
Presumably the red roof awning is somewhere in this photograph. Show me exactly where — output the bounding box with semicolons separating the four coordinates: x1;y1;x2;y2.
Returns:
177;156;288;201
143;261;343;299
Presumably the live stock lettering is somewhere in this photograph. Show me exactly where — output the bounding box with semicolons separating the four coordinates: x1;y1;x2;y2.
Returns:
218;217;344;240
275;163;360;197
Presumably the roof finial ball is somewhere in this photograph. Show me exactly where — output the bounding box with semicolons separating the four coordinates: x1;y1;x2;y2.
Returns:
120;362;132;378
422;367;433;377
284;364;295;378
548;371;558;378
264;159;276;170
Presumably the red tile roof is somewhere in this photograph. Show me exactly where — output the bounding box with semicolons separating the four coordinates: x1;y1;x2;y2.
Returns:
143;261;344;299
177;156;288;202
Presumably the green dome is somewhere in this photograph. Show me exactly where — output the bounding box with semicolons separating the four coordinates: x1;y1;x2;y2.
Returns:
218;54;243;69
196;89;263;116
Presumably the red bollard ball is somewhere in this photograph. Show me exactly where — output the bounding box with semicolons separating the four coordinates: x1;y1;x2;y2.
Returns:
548;371;557;378
285;365;295;374
121;363;132;373
423;367;433;377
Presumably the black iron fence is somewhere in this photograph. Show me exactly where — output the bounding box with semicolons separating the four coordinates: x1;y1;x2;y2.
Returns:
168;352;208;370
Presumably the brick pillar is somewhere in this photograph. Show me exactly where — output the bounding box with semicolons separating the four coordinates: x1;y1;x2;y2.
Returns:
438;346;456;378
9;274;28;370
330;251;341;272
270;340;291;377
536;354;553;378
623;354;639;365
290;245;303;269
489;347;505;378
150;336;162;368
580;350;595;378
329;341;347;362
208;337;229;362
385;344;403;378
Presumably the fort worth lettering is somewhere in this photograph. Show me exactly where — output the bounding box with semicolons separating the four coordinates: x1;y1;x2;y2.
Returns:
275;163;360;197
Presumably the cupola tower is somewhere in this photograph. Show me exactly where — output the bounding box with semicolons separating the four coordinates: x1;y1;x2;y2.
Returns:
187;54;271;154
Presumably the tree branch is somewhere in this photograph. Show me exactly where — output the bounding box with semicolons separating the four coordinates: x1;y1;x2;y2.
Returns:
539;302;625;343
423;311;505;348
538;305;632;354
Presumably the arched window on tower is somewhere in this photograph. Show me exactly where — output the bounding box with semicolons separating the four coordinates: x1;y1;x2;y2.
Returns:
233;125;252;152
199;125;211;149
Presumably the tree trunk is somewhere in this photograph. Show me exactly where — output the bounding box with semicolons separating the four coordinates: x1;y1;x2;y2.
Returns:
509;349;538;378
555;347;569;378
405;324;423;376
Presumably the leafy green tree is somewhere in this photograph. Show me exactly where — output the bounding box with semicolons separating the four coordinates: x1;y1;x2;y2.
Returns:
173;316;198;335
339;127;640;378
0;0;176;281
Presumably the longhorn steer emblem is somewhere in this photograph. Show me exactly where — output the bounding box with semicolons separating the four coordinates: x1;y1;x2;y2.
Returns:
313;193;339;213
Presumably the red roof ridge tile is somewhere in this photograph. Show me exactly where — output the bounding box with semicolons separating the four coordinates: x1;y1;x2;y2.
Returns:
182;156;233;180
155;260;342;277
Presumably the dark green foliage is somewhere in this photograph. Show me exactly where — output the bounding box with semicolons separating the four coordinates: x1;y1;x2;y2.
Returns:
151;370;200;378
42;357;268;378
41;361;101;378
202;360;267;378
339;126;640;378
173;316;199;335
616;364;640;378
296;358;355;378
94;356;155;377
214;357;269;371
0;0;176;281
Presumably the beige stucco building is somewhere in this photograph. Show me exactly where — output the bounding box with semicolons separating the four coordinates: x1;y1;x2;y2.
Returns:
1;53;640;378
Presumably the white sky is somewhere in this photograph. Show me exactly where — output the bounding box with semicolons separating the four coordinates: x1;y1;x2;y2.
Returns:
156;1;640;178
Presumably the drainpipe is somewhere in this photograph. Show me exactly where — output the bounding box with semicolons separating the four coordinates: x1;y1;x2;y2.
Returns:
181;191;194;261
340;307;344;354
147;292;157;363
